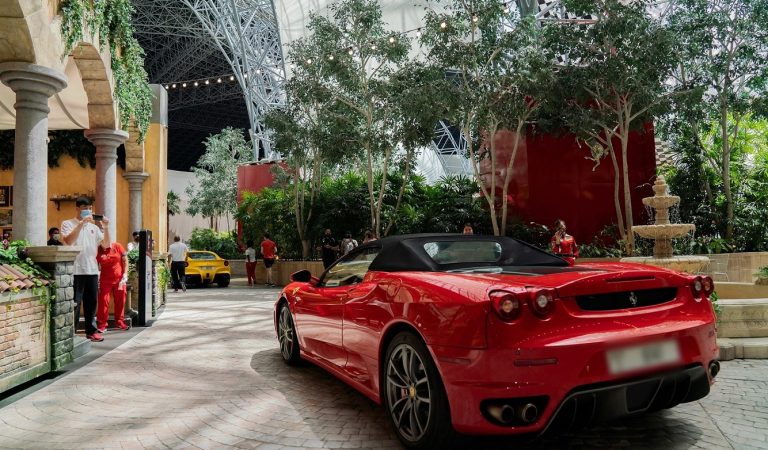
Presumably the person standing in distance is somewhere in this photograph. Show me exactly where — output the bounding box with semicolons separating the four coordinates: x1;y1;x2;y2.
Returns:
550;219;579;266
244;240;257;287
168;236;189;292
260;233;277;286
126;231;140;252
61;197;110;342
47;227;63;246
320;228;339;269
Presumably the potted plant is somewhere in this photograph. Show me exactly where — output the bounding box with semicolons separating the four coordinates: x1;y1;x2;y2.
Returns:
755;266;768;285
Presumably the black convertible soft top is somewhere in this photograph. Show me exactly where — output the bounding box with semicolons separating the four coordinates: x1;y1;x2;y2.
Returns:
361;234;567;272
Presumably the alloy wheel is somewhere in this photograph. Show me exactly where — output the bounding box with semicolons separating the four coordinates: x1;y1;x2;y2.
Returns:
278;307;294;360
385;343;433;442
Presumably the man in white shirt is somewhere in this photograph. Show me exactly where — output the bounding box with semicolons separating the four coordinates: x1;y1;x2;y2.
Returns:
61;197;110;342
168;236;189;292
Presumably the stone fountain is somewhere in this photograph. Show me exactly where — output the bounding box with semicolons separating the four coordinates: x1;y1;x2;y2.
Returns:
620;176;709;273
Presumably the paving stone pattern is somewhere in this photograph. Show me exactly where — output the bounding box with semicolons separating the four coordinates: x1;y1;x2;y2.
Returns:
0;287;765;449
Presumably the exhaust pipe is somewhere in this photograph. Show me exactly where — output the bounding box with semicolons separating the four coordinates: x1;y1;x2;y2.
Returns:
517;403;538;424
709;361;720;379
487;404;515;424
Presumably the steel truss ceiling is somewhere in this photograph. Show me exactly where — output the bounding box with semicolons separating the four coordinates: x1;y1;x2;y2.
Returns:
132;0;284;168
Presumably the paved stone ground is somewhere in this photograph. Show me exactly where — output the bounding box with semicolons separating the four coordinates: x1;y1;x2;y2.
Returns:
0;286;766;450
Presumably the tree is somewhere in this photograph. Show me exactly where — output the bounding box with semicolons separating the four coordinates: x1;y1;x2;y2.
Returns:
185;127;251;231
421;1;554;236
666;0;768;240
167;190;181;242
291;0;415;238
546;0;676;253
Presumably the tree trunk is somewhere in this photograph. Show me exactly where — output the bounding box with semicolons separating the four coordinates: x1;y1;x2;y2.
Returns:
620;132;634;255
384;149;412;237
607;141;627;249
720;103;733;240
301;239;311;260
500;123;525;236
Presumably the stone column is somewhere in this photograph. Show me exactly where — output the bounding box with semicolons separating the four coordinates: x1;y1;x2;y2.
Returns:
0;63;67;246
26;246;81;370
122;172;149;236
85;129;128;240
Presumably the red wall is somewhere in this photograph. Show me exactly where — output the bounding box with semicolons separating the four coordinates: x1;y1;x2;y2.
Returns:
237;162;282;201
483;126;657;241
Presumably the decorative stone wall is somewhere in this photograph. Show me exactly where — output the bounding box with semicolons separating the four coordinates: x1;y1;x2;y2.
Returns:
0;291;49;393
27;246;79;371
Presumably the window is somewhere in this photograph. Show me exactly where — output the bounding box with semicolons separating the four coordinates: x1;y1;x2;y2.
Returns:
188;252;216;260
423;241;502;265
322;247;379;287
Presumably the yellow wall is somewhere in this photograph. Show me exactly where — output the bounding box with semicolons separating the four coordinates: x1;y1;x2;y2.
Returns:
0;157;131;246
142;122;168;252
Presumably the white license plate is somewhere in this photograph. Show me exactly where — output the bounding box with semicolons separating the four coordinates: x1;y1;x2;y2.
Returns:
201;266;215;270
606;340;680;375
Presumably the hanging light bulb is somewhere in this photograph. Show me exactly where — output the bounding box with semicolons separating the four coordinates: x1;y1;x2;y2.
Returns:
205;79;210;85
440;20;447;29
217;78;222;83
389;36;395;44
371;44;377;50
182;82;187;88
348;47;354;55
416;28;422;38
472;15;479;23
256;69;261;74
244;73;248;79
194;81;199;87
171;83;177;88
504;3;510;13
328;54;334;60
164;85;169;89
306;58;312;64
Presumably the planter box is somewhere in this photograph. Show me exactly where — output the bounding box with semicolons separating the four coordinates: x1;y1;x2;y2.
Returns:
0;291;50;394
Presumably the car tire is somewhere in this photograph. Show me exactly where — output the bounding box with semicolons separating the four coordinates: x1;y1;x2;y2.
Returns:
383;332;456;450
277;304;301;365
217;277;230;288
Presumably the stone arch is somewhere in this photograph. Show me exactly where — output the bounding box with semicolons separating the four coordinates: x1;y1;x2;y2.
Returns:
69;43;118;130
0;0;37;63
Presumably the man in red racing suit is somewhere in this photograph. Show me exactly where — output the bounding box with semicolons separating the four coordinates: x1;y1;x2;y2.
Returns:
96;242;129;332
551;219;579;265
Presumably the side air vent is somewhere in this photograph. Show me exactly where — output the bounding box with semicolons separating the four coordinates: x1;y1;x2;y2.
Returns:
576;288;677;311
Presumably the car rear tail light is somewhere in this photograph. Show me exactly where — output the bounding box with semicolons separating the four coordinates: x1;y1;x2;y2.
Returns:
490;291;522;322
224;260;229;266
184;261;189;267
691;275;714;300
529;289;555;318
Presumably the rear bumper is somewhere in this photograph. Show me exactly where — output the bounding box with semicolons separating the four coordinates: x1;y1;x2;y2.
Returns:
186;271;230;284
544;364;709;434
433;320;718;435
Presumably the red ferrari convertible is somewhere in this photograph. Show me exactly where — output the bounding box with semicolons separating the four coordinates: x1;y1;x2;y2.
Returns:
274;234;719;449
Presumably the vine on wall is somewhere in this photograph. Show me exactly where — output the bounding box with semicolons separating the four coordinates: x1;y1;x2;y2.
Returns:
60;0;153;141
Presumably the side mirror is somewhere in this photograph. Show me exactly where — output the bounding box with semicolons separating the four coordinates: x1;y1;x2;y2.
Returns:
291;269;313;283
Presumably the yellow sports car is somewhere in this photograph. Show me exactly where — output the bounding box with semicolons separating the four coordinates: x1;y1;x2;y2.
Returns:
185;251;231;287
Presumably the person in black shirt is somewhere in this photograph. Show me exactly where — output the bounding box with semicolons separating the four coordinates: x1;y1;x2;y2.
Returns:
320;228;339;269
47;227;63;246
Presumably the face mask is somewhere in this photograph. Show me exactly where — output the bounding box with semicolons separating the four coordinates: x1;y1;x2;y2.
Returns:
53;234;60;240
80;209;91;219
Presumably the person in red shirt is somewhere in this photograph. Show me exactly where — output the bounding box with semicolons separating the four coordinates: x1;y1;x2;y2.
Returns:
551;219;579;266
96;241;129;332
260;233;278;286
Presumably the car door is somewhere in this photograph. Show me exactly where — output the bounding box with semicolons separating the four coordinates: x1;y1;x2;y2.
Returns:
292;249;377;368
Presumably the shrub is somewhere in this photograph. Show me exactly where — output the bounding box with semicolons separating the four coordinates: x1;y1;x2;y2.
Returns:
188;228;241;260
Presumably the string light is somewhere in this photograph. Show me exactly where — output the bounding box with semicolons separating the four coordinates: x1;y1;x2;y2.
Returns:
389;36;396;43
172;83;176;88
230;75;235;81
256;69;261;74
416;28;422;37
472;15;479;23
194;81;199;87
205;79;210;85
182;82;187;88
306;58;312;64
217;78;222;83
370;44;377;50
328;54;334;60
440;20;447;29
164;85;169;89
348;48;354;55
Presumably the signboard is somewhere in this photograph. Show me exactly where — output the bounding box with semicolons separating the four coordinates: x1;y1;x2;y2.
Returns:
137;230;156;326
